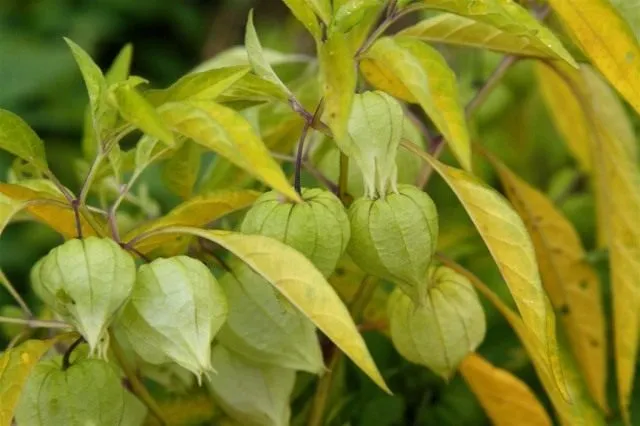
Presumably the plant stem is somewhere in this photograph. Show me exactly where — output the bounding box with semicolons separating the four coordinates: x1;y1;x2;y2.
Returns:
271;152;339;194
0;316;71;329
62;336;84;371
0;269;32;317
465;55;518;119
109;330;167;425
307;276;378;426
78;153;105;205
295;122;312;196
338;153;349;202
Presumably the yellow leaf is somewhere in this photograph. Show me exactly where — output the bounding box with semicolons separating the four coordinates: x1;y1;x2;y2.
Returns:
362;37;471;171
460;353;552;426
0;183;98;238
0;339;58;426
145;394;218;426
319;34;357;141
490;155;607;412
125;189;260;254
134;227;390;394
548;0;640;116
160;101;301;202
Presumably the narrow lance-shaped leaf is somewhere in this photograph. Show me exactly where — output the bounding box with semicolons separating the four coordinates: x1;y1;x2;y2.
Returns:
0;110;48;172
402;143;565;396
133;227;390;393
414;0;576;66
361;37;471;171
398;13;566;59
460;354;553;426
281;0;322;39
246;11;292;97
0;338;60;426
490;154;607;412
64;38;106;117
159;100;301;202
304;0;332;24
105;44;133;85
548;0;640;116
331;0;383;34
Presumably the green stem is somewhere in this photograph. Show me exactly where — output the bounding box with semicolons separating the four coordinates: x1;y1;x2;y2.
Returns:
0;316;70;329
109;330;168;426
78;153;105;205
0;269;32;317
338;153;349;202
307;276;378;426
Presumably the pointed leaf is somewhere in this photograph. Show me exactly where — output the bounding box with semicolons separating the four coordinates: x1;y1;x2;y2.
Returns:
124;189;259;255
64;38;106;117
136;227;390;393
246;11;291;97
151;66;250;104
304;0;332;24
460;354;553;426
0;338;58;426
548;0;640;115
361;37;471;171
281;0;322;38
491;155;607;411
113;84;175;147
0;109;48;171
331;0;383;34
402;143;563;392
161;140;201;199
208;345;295;426
105;44;133;86
159;100;300;202
399;13;567;59
414;0;576;66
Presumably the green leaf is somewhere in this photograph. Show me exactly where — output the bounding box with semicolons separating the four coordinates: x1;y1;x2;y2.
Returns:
331;0;383;34
0;109;48;171
150;66;250;104
304;0;332;24
245;11;292;97
281;0;322;38
548;0;640;116
193;46;311;72
217;73;291;104
139;227;390;393
398;13;568;59
361;37;471;171
15;357;145;426
119;256;227;381
388;265;485;378
414;0;576;66
161;140;201;199
159;100;300;202
105;44;133;86
216;261;324;374
490;154;608;411
208;345;296;426
112;84;175;147
64;38;106;118
124;189;259;255
0;339;57;426
319;34;357;141
460;354;553;426
403;143;565;396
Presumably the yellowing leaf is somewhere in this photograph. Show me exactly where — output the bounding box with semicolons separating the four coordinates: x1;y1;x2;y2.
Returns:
362;37;471;171
282;0;322;38
0;109;48;172
304;0;332;24
0;183;98;238
246;11;291;97
399;13;566;59
460;354;552;426
125;189;259;254
137;227;390;394
105;44;133;86
113;84;175;147
160;100;300;202
151;66;250;104
0;339;57;426
548;0;640;116
319;34;357;141
536;63;592;172
161;140;201;199
491;156;607;412
403;143;565;395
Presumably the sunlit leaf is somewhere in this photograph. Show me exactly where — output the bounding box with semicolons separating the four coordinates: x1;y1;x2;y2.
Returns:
491;155;607;411
281;0;322;39
319;34;357;141
105;44;133;86
414;0;576;66
399;13;566;59
216;261;324;374
548;0;640;115
64;38;106;118
361;37;471;171
159;100;300;202
403;143;563;393
161;140;201;199
0;339;58;426
136;227;390;393
208;345;295;426
112;84;175;147
246;11;292;97
460;353;553;426
0;109;48;172
304;0;332;24
331;0;382;34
